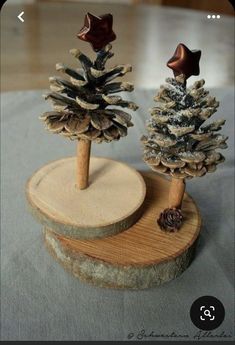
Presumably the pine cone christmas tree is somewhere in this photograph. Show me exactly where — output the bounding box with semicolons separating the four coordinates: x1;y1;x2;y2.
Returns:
40;44;137;143
141;43;228;231
40;13;138;189
141;76;227;179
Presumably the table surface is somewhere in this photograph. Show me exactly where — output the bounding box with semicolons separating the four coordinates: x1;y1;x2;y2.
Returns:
1;87;234;341
1;2;234;91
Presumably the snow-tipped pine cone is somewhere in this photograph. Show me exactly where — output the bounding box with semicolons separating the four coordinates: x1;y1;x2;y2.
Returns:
141;76;228;179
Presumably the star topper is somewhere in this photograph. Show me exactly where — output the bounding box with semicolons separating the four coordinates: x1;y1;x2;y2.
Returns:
77;12;116;51
167;43;201;80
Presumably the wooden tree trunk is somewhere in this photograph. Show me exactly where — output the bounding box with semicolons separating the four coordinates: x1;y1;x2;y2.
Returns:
76;139;91;190
168;177;185;209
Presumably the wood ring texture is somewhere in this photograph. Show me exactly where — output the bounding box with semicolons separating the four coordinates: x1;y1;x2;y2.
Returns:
44;172;201;289
26;157;146;239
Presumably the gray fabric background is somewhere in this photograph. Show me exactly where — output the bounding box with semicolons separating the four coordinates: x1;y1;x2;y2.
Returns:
1;89;234;341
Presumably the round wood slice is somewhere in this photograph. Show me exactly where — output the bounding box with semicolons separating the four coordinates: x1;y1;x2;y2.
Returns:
44;172;201;290
26;157;146;239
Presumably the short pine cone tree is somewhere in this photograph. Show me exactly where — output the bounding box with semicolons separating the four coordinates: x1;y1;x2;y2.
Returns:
141;75;228;179
40;44;138;143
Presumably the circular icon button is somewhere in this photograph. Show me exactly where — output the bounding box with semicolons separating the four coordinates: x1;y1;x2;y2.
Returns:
190;296;225;330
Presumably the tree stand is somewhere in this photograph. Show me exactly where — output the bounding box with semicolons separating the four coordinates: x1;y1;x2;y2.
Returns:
27;167;201;289
26;156;146;240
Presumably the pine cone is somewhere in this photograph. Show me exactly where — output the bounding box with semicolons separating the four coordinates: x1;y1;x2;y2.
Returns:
141;75;228;179
157;208;183;232
40;44;138;143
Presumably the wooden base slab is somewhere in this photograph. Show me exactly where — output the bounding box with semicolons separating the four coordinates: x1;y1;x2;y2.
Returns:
44;172;201;290
26;157;146;239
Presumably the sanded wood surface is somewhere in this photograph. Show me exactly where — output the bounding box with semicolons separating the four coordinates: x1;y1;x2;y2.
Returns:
44;172;201;289
26;157;146;239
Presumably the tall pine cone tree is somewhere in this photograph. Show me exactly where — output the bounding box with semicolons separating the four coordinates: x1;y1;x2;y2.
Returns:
141;75;227;179
40;12;138;190
40;43;137;143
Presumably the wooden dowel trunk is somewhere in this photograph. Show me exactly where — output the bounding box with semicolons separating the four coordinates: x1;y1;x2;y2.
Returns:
168;178;186;209
76;139;91;190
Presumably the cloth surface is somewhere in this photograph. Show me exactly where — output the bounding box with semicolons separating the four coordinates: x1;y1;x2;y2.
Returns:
1;89;234;341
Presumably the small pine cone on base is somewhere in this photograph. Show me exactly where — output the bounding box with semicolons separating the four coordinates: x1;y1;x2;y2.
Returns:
157;208;183;232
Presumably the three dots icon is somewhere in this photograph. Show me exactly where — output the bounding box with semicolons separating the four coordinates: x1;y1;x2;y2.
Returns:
207;15;220;19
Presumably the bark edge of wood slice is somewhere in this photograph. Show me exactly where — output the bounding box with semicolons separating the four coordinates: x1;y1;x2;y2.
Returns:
43;172;201;290
26;157;146;239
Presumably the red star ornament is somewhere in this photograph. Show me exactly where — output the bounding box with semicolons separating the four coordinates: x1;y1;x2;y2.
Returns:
78;13;116;51
167;43;201;80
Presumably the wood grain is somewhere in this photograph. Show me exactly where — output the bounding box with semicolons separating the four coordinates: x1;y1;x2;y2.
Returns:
26;157;146;239
43;172;201;289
